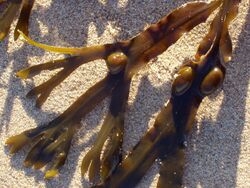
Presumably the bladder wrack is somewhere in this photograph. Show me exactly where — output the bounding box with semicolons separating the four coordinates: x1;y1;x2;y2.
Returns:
6;0;241;187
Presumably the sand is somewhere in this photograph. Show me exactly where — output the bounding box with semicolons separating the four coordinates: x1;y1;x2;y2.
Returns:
0;0;249;187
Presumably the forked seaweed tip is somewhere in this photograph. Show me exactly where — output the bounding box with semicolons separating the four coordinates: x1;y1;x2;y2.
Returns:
6;133;29;154
16;68;30;79
0;32;6;41
45;169;59;179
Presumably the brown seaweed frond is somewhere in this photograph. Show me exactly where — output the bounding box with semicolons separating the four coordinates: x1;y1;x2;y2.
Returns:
6;73;120;178
6;0;225;183
95;1;240;187
0;0;35;41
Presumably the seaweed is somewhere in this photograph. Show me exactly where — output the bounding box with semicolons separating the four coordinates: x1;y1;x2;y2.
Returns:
5;0;241;187
0;0;35;41
94;0;240;187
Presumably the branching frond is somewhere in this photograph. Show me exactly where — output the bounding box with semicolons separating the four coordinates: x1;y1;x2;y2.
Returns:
6;1;241;187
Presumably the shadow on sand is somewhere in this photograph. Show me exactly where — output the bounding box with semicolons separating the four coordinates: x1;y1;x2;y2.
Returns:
1;0;248;188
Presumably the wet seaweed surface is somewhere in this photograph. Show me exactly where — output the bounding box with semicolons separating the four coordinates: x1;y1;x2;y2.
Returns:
0;0;249;188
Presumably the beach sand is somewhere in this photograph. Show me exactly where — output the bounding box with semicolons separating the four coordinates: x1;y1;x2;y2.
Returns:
0;0;249;187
